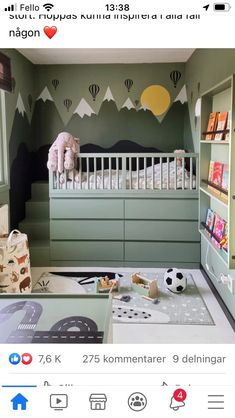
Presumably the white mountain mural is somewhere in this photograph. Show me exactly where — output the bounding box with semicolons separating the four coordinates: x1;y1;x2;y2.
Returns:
174;85;187;104
121;98;135;110
16;93;26;116
37;86;54;102
103;86;115;102
73;98;96;118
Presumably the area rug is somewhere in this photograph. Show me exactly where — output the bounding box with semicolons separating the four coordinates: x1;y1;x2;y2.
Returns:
35;271;215;326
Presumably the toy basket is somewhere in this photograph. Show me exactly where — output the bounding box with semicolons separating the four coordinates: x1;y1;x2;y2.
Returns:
0;230;31;294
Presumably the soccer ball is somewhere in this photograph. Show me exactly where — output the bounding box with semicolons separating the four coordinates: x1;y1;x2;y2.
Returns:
164;268;187;294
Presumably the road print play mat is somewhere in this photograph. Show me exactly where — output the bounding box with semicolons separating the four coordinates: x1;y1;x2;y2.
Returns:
0;294;112;343
33;271;214;326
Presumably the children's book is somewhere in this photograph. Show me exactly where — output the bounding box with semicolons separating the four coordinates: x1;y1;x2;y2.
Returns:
205;112;218;140
212;214;226;249
225;110;231;141
221;163;229;191
208;161;214;183
211;161;223;187
205;208;215;237
220;223;228;253
214;111;228;141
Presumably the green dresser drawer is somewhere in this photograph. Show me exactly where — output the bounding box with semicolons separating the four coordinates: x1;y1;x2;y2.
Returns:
51;220;124;240
50;198;124;219
125;242;200;262
125;199;198;220
51;241;124;261
125;220;199;241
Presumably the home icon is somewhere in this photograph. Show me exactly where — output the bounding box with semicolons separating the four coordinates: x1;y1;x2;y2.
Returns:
11;393;28;410
89;393;107;410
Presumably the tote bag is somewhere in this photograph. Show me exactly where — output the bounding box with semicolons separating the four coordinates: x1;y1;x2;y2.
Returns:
0;229;31;293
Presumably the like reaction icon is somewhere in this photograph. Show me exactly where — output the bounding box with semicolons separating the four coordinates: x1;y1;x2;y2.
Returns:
9;353;33;365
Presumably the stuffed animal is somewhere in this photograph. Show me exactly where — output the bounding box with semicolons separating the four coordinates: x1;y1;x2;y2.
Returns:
47;132;80;173
64;148;76;171
174;149;186;167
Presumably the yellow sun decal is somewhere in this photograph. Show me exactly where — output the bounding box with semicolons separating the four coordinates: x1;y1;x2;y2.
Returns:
140;85;171;116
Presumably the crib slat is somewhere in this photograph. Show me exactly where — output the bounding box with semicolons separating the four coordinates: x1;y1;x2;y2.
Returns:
109;157;112;189
102;158;104;189
129;157;132;189
87;157;89;190
137;157;139;190
152;157;154;190
94;157;97;190
116;157;119;190
167;157;169;190
196;155;199;190
122;156;126;189
174;158;177;190
160;158;162;190
190;157;193;190
144;157;147;190
79;157;82;189
71;168;74;190
56;171;60;190
182;157;185;190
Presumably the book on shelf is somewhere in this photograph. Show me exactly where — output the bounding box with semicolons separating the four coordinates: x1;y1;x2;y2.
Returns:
205;208;215;237
225;110;231;141
220;223;228;253
214;111;228;141
208;161;214;183
205;112;218;140
207;161;224;195
211;214;226;249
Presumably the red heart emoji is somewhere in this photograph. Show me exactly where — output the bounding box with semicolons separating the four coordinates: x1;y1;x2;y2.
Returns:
44;26;57;39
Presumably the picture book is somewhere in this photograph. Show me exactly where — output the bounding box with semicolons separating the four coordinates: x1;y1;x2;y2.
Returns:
214;111;228;141
205;208;215;237
211;161;223;187
220;223;228;253
221;163;229;191
225;110;231;141
205;112;218;140
211;214;226;249
208;161;214;183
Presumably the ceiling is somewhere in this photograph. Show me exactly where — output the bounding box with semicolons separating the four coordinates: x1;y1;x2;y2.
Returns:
17;48;195;65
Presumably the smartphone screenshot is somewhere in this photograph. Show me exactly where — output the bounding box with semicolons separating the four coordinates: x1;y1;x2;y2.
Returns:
0;0;234;416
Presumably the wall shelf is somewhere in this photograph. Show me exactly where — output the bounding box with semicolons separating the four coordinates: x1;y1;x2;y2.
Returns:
199;74;235;269
200;140;229;144
199;229;228;267
200;183;228;207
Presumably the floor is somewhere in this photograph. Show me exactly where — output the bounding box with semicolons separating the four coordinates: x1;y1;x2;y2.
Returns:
31;267;235;344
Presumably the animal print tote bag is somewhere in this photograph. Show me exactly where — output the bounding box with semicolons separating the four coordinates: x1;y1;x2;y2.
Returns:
0;230;31;293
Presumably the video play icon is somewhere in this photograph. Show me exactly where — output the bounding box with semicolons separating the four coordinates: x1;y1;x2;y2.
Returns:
50;394;68;410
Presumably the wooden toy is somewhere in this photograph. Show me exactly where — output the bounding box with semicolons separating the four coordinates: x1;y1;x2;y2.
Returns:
131;273;158;298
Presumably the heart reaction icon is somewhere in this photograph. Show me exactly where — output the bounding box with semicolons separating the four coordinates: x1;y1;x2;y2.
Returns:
21;353;33;365
43;26;57;39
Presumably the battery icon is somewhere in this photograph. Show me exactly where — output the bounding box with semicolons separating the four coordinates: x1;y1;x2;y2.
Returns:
213;3;231;11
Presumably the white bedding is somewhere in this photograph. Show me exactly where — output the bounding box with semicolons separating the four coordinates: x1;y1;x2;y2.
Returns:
59;160;196;190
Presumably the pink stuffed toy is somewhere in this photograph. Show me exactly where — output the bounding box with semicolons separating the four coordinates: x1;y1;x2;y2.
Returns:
47;132;80;173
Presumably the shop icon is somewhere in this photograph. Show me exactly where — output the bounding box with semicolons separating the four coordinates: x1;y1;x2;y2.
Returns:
89;394;107;410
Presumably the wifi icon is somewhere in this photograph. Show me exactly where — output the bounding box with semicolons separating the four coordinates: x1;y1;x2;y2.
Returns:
43;3;54;12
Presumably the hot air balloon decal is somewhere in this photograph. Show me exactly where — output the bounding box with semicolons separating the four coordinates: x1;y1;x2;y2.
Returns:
124;79;133;92
28;94;33;112
63;98;72;112
52;79;59;90
11;77;16;93
89;84;100;101
170;70;181;88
